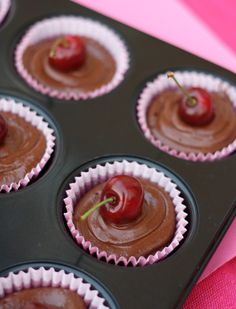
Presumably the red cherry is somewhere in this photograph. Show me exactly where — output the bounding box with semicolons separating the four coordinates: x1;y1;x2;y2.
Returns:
179;87;215;126
0;114;7;144
99;175;144;224
49;35;86;72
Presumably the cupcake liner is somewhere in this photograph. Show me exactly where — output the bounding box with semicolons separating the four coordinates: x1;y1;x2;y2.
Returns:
0;0;10;25
0;97;55;192
64;160;188;267
0;266;109;308
15;16;129;100
137;71;236;161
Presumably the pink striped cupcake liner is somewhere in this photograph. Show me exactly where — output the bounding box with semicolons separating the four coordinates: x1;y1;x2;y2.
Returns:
137;71;236;161
64;160;188;267
0;0;10;25
0;97;55;192
15;16;129;100
0;266;109;308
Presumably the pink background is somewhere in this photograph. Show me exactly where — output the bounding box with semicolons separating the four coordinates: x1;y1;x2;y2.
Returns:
183;0;236;55
75;0;236;74
73;0;236;280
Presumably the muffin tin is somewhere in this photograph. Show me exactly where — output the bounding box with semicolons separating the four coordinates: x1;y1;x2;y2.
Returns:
0;0;235;308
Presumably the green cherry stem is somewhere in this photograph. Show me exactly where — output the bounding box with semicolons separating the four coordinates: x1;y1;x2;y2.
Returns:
167;71;197;107
80;197;114;221
49;37;69;58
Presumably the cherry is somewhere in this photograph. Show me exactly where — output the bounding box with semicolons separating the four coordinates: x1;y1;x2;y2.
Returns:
0;114;7;144
179;87;214;126
167;72;215;126
49;35;86;72
100;175;144;224
80;175;144;224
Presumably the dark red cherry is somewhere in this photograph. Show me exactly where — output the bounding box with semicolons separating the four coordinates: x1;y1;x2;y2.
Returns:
179;87;214;126
99;175;144;224
49;35;86;72
0;114;7;144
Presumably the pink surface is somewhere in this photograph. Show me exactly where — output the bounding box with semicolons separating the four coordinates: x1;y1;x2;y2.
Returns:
184;258;236;309
183;0;236;54
74;0;236;73
73;0;236;279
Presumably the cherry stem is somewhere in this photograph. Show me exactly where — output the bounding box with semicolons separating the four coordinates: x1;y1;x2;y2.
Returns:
49;37;69;58
80;197;114;221
167;71;197;107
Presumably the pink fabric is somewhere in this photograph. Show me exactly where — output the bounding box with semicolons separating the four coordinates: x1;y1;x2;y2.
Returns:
184;258;236;309
183;0;236;54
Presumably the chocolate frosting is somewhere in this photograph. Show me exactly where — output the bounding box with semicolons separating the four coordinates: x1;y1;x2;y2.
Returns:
147;89;236;153
0;287;86;308
23;37;116;93
0;112;46;186
73;178;176;258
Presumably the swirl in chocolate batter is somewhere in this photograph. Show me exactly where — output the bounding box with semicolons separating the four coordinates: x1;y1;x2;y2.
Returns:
146;89;236;154
23;37;116;93
0;287;86;308
0;112;46;186
73;178;176;258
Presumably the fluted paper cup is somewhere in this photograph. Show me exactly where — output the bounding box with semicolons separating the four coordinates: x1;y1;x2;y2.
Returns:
0;97;55;192
15;16;129;100
137;71;236;161
64;160;188;267
0;0;10;25
0;266;109;308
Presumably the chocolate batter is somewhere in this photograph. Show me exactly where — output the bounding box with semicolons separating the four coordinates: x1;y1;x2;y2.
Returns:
23;37;116;93
0;287;86;308
147;89;236;154
0;112;46;186
73;178;176;258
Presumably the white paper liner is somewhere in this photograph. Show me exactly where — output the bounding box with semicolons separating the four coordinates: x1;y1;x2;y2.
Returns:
15;16;129;100
64;160;188;267
0;97;55;192
0;266;109;309
0;0;10;25
137;71;236;161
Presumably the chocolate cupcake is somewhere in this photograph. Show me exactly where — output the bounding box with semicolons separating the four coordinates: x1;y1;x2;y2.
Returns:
0;97;55;192
15;16;129;100
0;266;109;308
137;71;236;161
64;160;188;266
0;0;10;25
